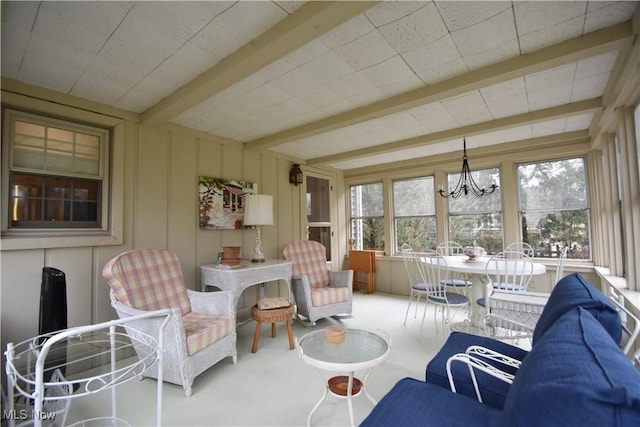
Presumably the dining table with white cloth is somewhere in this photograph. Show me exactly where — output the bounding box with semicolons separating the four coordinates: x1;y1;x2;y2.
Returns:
421;255;547;332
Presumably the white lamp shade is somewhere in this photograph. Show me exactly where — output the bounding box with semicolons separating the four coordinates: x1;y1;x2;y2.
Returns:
244;194;273;226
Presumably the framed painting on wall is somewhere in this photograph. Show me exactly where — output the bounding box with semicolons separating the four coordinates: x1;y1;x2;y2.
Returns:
198;177;257;229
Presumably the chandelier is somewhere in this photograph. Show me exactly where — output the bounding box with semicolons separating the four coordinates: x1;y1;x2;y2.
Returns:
438;138;498;199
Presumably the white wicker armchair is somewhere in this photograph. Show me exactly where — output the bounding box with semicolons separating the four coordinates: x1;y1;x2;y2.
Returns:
283;240;353;325
103;249;237;397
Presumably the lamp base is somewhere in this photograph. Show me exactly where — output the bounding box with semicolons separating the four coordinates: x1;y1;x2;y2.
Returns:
251;226;266;263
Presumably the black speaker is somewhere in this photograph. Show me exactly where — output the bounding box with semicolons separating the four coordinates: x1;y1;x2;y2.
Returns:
39;267;68;335
39;267;68;381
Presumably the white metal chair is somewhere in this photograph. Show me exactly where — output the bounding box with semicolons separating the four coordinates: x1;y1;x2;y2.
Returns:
436;241;472;296
103;249;238;397
282;240;353;326
401;244;431;330
477;251;535;308
422;253;470;332
504;241;535;257
608;286;640;363
554;246;569;284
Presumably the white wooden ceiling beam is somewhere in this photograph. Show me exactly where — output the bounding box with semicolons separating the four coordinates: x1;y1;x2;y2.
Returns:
141;1;379;125
308;98;602;165
246;21;632;152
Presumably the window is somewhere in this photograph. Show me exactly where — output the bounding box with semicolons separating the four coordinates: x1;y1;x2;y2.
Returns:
4;109;108;229
350;182;384;251
517;158;590;259
393;176;436;252
447;167;502;254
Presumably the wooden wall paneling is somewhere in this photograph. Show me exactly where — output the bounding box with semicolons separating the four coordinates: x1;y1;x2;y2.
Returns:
196;138;223;275
134;126;169;249
168;132;199;290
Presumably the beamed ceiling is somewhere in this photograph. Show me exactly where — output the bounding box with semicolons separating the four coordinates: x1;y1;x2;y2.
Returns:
2;1;639;175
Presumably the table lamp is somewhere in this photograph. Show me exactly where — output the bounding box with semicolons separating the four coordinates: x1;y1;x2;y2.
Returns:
244;194;273;262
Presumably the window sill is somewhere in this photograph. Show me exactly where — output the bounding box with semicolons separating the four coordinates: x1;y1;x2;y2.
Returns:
595;266;640;308
1;231;122;250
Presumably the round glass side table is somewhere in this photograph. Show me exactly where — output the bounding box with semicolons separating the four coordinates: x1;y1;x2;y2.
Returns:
297;328;390;427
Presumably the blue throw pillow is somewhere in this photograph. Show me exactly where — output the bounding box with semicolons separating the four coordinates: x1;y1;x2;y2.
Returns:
532;273;621;345
503;307;640;427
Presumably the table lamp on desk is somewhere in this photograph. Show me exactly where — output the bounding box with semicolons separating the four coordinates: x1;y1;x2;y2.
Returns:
244;194;273;262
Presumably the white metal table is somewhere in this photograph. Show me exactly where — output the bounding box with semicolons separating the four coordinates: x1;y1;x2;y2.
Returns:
422;255;546;330
200;259;293;308
297;328;390;427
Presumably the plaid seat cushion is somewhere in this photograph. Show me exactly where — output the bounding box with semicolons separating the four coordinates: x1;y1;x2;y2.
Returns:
103;249;192;316
183;313;234;355
283;240;330;288
311;286;350;307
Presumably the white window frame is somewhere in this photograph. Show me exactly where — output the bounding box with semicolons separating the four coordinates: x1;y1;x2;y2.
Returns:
1;98;124;250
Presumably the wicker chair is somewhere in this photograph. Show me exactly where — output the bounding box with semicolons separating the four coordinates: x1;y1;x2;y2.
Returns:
282;240;353;325
102;249;237;397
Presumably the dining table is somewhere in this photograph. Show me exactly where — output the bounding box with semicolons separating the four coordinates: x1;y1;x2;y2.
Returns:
421;255;547;333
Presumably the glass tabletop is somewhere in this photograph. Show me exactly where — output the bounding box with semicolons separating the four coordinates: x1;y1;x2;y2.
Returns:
298;329;389;366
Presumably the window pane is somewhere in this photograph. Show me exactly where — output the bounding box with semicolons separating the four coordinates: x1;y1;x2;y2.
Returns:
351;218;384;250
518;159;587;210
393;177;434;216
350;182;383;217
350;182;385;251
10;172;99;227
518;158;590;259
395;217;436;252
448;168;501;214
449;213;503;255
521;209;590;259
307;176;330;223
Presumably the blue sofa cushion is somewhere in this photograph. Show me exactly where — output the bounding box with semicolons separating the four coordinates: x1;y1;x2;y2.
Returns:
425;332;529;410
532;273;621;345
360;377;502;427
503;307;640;427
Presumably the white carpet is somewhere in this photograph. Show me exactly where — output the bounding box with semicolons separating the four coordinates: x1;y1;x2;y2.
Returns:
64;292;466;426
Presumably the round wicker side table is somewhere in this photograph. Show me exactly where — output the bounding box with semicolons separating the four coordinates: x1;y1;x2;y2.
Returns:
250;304;295;353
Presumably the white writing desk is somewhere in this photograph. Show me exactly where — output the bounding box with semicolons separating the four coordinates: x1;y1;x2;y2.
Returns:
200;259;293;308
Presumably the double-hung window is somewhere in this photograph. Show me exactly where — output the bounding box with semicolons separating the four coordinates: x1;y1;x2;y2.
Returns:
517;158;590;259
3;109;109;230
349;182;384;251
447;167;502;254
393;176;436;252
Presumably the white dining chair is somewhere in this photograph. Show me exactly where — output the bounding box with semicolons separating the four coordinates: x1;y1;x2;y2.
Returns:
436;241;472;297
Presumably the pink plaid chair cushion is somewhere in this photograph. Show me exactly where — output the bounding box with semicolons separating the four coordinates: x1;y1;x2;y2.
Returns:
283;240;330;288
183;313;234;355
311;287;350;307
103;249;192;316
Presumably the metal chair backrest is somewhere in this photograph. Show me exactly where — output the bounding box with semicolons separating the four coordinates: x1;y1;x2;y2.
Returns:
421;253;449;300
608;286;640;359
485;251;534;292
401;244;425;288
554;246;569;284
436;241;465;256
505;242;535;258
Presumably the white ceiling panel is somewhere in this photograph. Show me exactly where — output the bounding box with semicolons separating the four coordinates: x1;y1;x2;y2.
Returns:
2;1;636;172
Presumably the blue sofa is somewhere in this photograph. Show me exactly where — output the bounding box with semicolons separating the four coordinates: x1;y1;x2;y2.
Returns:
361;274;640;426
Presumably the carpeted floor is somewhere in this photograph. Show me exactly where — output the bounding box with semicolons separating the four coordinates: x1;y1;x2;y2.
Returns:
64;292;469;426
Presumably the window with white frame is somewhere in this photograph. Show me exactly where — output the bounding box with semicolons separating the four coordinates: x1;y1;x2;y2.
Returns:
350;182;384;251
393;176;436;253
517;157;590;259
3;109;109;229
447;167;503;254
